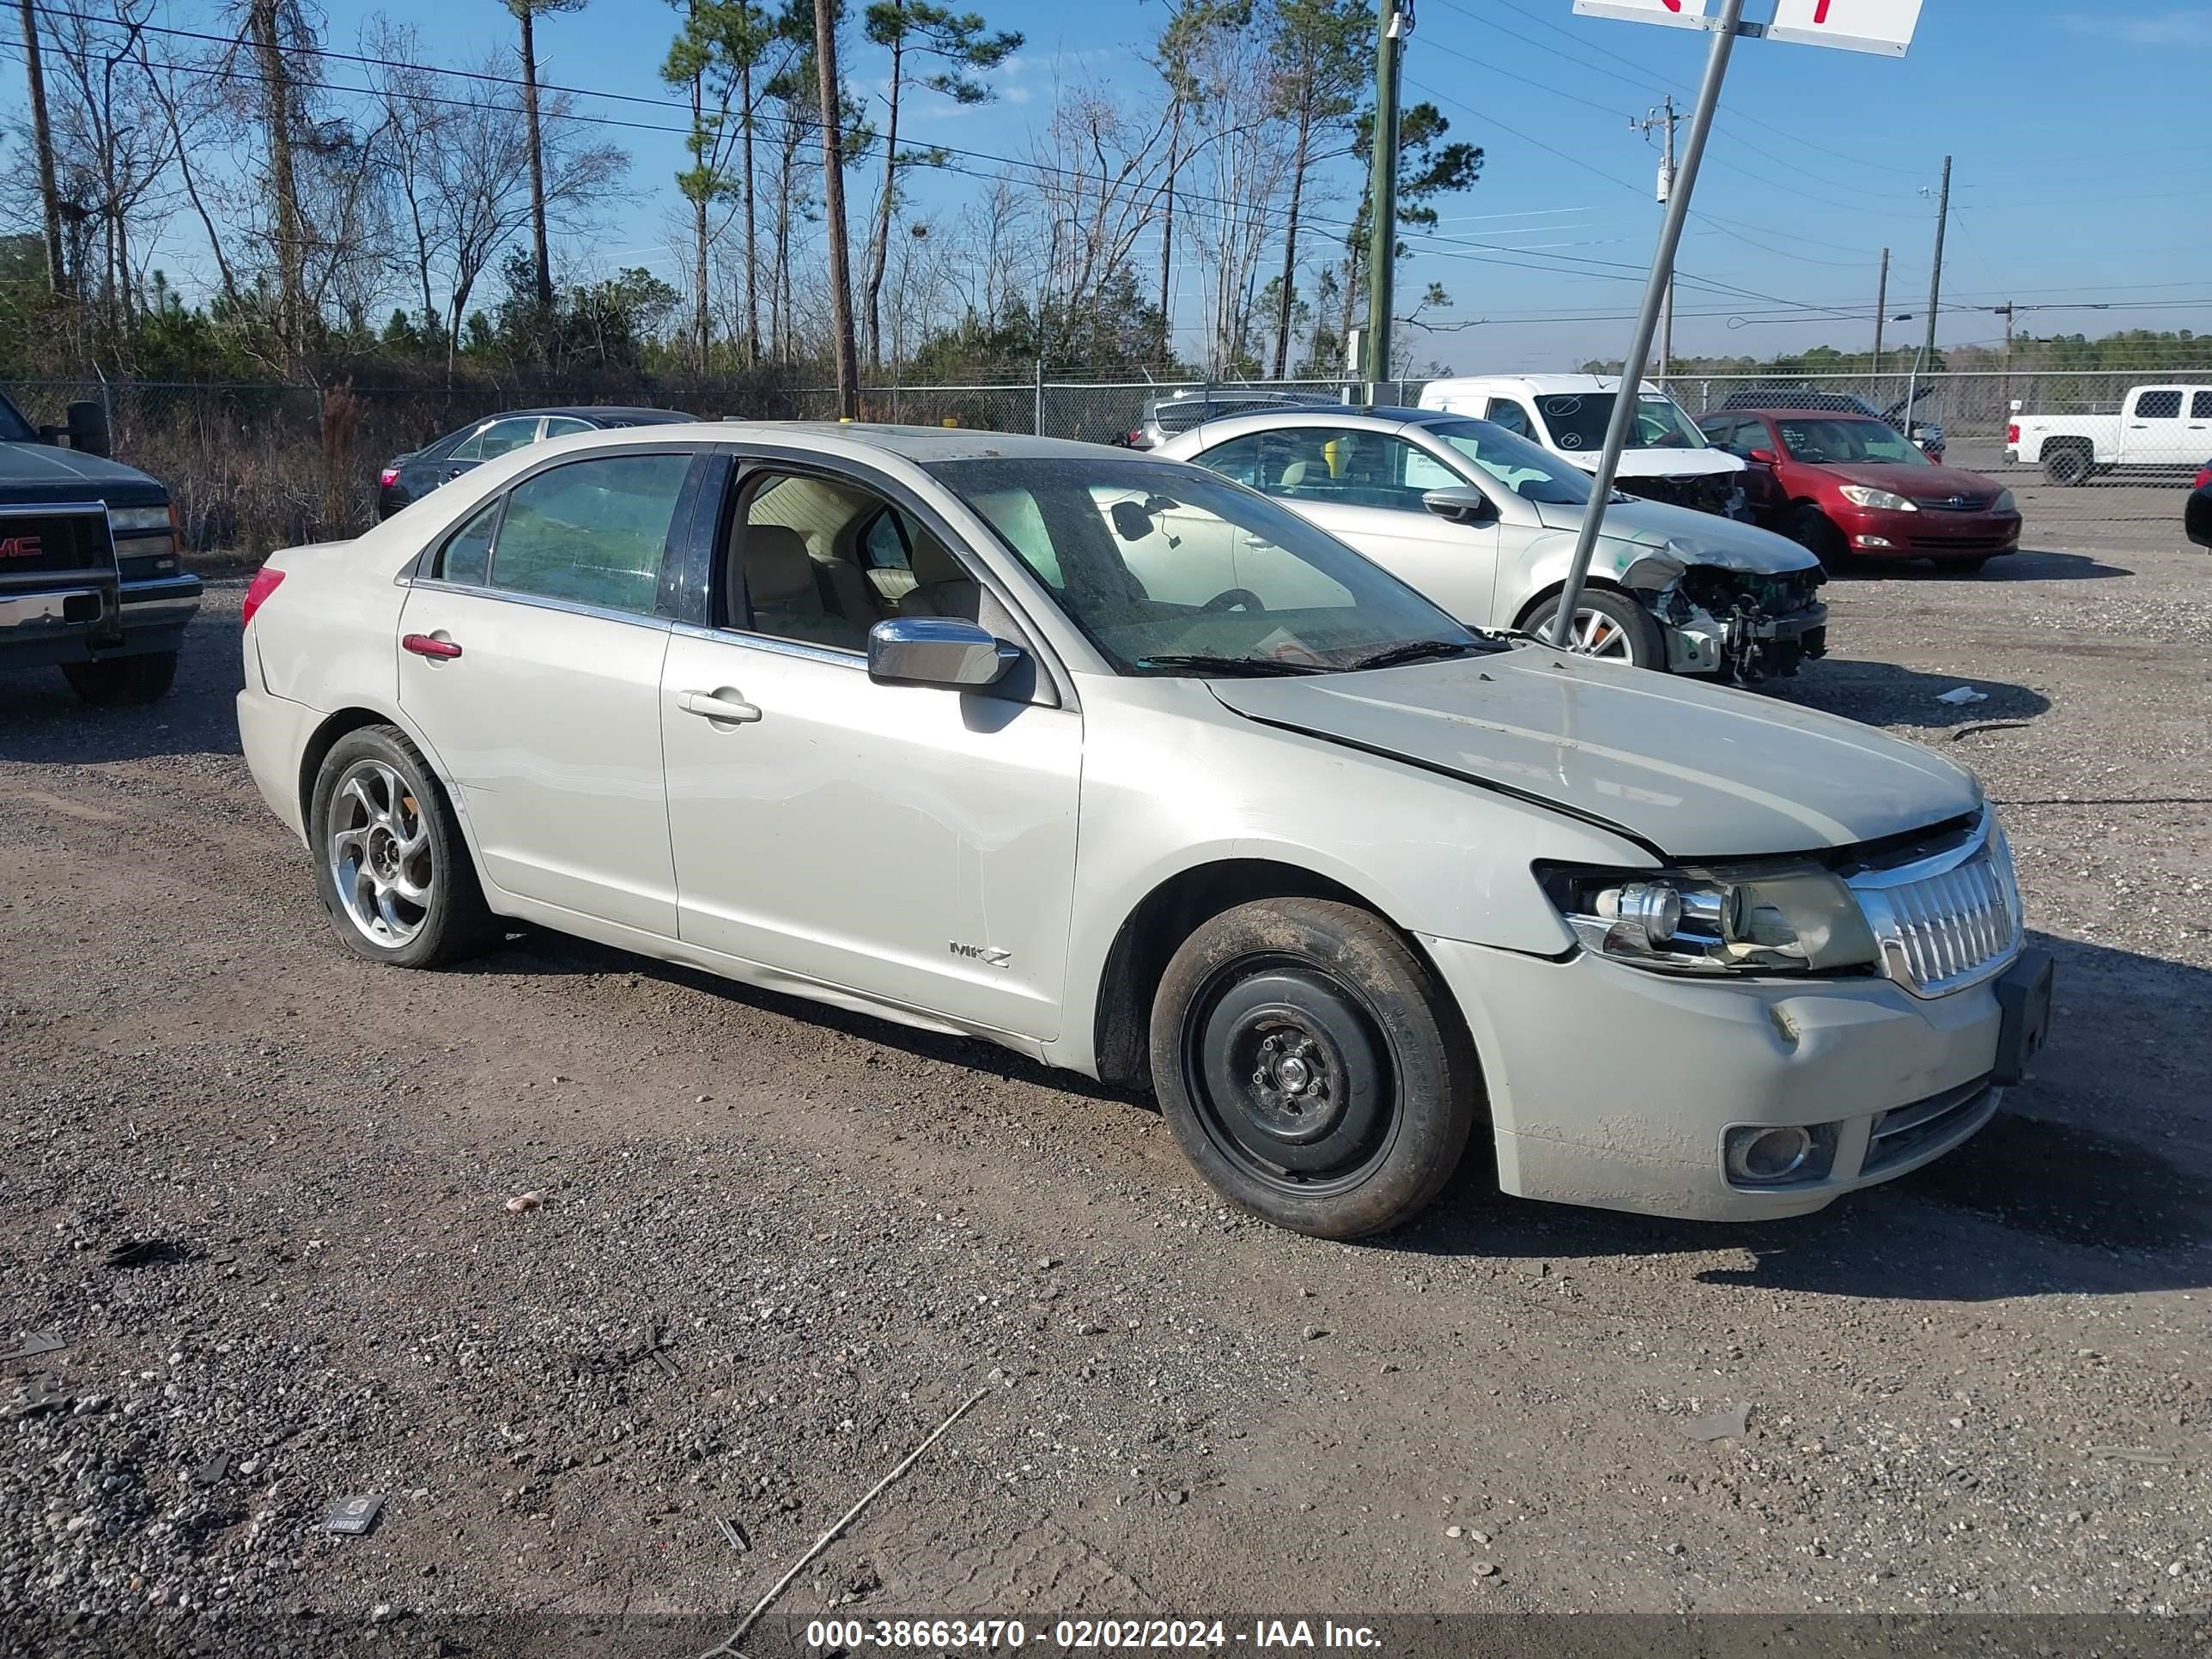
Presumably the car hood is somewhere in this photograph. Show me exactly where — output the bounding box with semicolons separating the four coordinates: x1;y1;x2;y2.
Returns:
1207;650;1978;860
0;441;167;502
1556;447;1744;480
1814;460;2005;501
1529;497;1820;574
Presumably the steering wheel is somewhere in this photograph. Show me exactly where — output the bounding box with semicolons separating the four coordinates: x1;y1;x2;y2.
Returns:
1200;587;1267;614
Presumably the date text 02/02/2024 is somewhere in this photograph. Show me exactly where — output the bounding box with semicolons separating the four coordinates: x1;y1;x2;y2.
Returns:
803;1619;1386;1650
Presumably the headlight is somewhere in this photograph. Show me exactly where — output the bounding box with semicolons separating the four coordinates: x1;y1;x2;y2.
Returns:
108;504;174;533
1539;862;1880;976
1991;488;2017;514
1838;484;1917;512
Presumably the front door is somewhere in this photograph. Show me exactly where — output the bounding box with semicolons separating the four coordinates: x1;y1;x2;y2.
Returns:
2121;387;2195;466
397;448;700;936
659;464;1081;1040
1187;426;1505;626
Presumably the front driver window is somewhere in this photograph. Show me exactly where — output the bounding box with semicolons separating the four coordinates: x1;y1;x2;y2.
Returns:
486;452;691;614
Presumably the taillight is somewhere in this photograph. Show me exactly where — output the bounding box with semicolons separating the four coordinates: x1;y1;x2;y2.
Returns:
2006;422;2020;445
380;466;400;488
241;565;285;629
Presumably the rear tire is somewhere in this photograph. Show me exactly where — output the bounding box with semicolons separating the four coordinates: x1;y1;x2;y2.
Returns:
1519;586;1667;670
309;724;495;969
2043;442;2093;487
61;650;177;705
1148;898;1480;1240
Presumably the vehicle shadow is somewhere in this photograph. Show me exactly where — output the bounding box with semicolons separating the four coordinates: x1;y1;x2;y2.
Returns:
472;921;2211;1303
1390;930;2212;1301
0;584;247;767
1827;549;2130;582
1763;660;2051;735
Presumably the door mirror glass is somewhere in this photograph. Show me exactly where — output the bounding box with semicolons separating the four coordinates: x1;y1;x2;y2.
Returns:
1747;447;1778;465
1420;486;1497;526
867;617;1018;690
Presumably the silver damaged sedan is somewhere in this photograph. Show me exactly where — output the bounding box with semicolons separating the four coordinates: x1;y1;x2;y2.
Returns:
236;423;2054;1239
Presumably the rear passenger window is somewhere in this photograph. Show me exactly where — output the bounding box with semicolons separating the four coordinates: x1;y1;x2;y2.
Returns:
436;499;500;585
488;453;691;615
2136;390;2185;420
2193;392;2212;420
1484;399;1533;438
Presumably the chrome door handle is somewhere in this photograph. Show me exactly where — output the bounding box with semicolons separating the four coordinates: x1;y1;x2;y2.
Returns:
678;689;762;724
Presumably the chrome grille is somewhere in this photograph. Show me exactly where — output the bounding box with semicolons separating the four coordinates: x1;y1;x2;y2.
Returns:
1849;812;2024;997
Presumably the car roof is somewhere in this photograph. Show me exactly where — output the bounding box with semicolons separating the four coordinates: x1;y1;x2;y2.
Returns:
458;405;698;423
1717;406;1881;421
1425;374;1660;396
704;421;1172;463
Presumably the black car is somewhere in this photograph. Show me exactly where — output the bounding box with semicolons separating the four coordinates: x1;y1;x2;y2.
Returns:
2189;481;2211;550
0;387;200;704
377;405;697;519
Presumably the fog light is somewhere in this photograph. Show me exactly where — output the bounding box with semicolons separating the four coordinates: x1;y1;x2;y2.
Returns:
1724;1124;1830;1186
1852;535;1894;550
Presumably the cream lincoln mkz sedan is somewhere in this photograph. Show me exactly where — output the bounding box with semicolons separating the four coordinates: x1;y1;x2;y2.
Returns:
238;422;2053;1239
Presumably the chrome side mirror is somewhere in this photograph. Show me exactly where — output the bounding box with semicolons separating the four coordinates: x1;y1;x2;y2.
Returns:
867;617;1019;690
1420;486;1497;526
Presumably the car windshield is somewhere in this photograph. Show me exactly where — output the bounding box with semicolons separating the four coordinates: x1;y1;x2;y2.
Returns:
1537;391;1708;452
1774;416;1929;465
927;456;1494;677
0;392;40;444
1422;419;1593;506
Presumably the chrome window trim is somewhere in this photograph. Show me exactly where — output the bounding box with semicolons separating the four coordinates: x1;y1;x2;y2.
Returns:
1846;807;2024;999
669;618;862;669
405;576;675;635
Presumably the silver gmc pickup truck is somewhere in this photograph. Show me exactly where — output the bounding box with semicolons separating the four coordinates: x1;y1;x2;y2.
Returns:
0;388;201;704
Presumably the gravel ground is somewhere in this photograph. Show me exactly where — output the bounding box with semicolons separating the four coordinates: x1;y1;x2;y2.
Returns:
2;529;2208;1655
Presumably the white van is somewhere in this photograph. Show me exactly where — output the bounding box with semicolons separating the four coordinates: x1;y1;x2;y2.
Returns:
1418;374;1746;517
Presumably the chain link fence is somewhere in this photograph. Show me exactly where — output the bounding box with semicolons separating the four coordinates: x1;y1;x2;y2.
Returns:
7;368;2200;558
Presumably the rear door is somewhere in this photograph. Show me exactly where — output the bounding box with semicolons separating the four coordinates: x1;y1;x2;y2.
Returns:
398;447;704;937
2189;389;2212;458
2121;388;2193;465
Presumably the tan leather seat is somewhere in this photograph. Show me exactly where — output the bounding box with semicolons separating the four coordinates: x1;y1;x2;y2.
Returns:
898;534;982;623
740;526;869;652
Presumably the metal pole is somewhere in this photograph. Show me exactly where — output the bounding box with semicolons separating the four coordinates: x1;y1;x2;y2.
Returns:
1359;0;1403;392
1871;247;1888;373
1922;155;1950;371
1549;0;1744;652
1033;356;1044;437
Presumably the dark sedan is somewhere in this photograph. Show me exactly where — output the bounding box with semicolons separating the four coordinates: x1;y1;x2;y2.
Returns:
377;405;696;519
2189;473;2211;550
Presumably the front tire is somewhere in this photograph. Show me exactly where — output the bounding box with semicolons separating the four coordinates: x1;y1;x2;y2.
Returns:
1519;587;1667;670
309;725;495;969
1148;899;1480;1239
61;650;177;705
1785;504;1852;570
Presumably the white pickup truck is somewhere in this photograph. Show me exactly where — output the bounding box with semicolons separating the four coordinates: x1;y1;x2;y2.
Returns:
2007;384;2212;485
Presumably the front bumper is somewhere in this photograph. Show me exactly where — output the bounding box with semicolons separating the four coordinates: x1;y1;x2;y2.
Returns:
1664;601;1828;683
1839;505;2022;559
1424;936;2012;1221
0;572;202;669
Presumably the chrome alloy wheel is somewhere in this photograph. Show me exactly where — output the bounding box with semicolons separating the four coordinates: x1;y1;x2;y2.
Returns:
326;759;434;947
1562;606;1637;659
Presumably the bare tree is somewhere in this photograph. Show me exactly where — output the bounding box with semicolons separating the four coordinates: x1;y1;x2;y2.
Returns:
1175;6;1294;372
813;0;859;412
856;0;1019;370
1263;0;1367;377
246;0;307;363
663;0;772;368
1027;82;1175;337
501;0;588;316
17;0;68;293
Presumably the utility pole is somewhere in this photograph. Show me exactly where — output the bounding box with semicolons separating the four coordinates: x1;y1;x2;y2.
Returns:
1359;0;1407;394
1871;246;1888;372
1992;299;2015;421
18;0;67;295
813;0;860;418
1633;96;1681;383
1921;155;1950;371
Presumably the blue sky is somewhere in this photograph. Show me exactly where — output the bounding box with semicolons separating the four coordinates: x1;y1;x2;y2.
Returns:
14;0;2212;368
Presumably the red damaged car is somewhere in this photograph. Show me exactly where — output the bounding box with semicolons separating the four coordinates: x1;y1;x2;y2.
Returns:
1700;407;2021;573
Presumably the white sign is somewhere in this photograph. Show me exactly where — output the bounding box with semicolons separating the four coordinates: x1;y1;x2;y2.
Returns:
1571;0;1710;32
1766;0;1923;56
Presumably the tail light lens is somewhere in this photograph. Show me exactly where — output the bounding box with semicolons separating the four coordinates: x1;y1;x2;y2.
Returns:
2006;422;2020;445
380;466;400;488
241;565;285;629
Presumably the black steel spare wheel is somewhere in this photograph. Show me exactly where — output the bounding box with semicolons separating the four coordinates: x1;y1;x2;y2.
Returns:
1149;898;1481;1239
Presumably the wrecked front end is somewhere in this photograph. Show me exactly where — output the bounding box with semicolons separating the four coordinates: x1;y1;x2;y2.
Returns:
1648;563;1829;684
1616;470;1748;520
